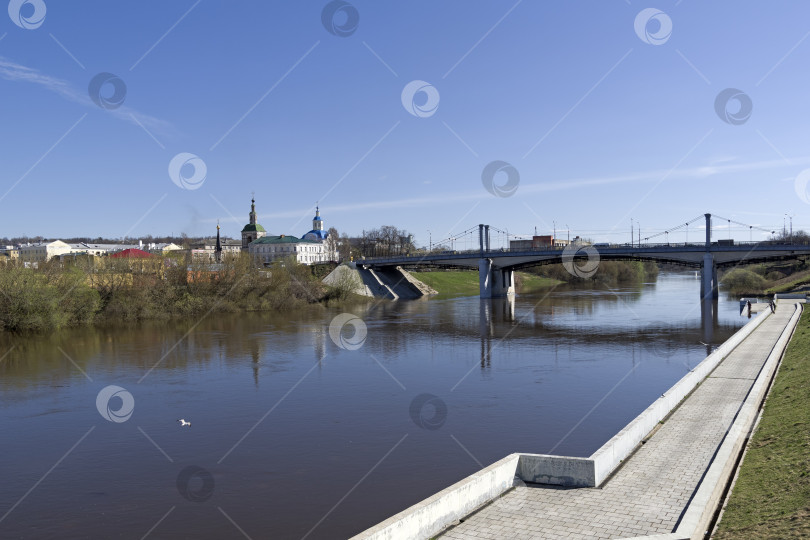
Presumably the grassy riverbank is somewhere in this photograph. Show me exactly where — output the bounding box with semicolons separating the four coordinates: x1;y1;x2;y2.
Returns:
411;270;562;297
527;260;658;285
0;256;330;333
721;260;810;296
714;308;810;539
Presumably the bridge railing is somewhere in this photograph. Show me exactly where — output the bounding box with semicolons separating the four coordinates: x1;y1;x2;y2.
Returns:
354;240;810;263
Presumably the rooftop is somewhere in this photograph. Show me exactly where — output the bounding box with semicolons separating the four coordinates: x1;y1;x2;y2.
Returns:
251;235;319;245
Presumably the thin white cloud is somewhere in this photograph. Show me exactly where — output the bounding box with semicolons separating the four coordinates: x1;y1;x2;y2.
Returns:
206;156;810;226
0;56;172;135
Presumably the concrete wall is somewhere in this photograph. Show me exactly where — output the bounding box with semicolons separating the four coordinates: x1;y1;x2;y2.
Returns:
349;454;520;540
590;308;771;486
322;264;437;299
374;267;433;299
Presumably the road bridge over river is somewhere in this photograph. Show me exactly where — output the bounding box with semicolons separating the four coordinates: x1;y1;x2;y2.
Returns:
357;214;810;299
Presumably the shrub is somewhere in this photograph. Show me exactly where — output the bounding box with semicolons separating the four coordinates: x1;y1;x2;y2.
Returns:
721;268;767;295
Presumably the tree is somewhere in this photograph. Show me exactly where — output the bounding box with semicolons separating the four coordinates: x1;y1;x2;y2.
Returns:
359;225;412;256
325;227;339;261
339;232;352;260
772;229;810;244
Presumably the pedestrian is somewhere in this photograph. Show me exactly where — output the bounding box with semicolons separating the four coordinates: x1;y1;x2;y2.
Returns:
747;300;752;318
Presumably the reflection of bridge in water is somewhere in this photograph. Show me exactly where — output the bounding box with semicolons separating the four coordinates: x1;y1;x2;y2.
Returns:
349;288;740;374
476;295;727;370
358;214;810;299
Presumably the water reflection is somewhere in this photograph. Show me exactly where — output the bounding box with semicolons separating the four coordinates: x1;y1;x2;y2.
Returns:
0;286;741;391
700;297;718;355
0;272;753;540
479;297;516;368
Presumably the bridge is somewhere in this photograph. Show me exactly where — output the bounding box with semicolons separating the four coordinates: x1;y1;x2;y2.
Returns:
356;214;810;298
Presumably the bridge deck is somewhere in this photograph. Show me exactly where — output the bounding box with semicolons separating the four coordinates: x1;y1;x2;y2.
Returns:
438;303;798;539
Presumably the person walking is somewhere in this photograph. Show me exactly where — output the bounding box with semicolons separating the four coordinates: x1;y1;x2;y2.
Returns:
747;300;752;318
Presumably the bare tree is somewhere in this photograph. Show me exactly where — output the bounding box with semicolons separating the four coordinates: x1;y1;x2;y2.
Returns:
325;227;339;261
360;225;412;256
339;232;352;260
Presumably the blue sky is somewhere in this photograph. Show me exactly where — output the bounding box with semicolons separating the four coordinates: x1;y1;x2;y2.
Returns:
1;1;810;247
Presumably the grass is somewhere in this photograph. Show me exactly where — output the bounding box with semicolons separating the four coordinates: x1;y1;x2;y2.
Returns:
411;270;480;297
515;272;564;293
412;270;562;297
765;269;810;295
714;308;810;539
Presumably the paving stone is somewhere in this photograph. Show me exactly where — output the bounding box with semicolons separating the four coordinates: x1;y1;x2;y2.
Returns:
437;307;796;539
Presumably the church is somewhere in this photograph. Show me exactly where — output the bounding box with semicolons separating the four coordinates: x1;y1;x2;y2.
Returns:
242;198;338;265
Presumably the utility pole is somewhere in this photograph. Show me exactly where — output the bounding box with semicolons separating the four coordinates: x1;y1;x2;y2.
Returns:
631;218;634;246
553;221;556;242
566;224;570;243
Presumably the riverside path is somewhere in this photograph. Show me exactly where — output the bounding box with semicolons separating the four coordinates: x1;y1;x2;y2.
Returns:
438;301;802;540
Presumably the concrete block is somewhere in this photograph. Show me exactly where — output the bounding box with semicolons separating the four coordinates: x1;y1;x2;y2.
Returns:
517;454;595;487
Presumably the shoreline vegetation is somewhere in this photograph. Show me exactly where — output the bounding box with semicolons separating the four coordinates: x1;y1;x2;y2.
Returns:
721;260;810;296
714;308;810;538
0;255;658;333
0;255;332;333
413;260;659;297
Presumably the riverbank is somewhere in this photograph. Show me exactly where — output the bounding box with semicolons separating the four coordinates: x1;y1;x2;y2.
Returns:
353;299;802;539
721;260;810;296
0;257;329;333
713;308;810;539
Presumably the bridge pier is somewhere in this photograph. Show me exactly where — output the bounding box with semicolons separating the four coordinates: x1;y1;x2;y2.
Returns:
700;214;719;300
479;258;515;298
700;253;719;300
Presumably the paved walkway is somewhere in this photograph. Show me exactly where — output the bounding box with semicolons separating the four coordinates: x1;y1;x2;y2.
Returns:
440;304;797;539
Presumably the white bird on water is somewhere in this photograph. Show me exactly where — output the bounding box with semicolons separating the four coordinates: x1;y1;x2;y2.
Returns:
177;419;191;427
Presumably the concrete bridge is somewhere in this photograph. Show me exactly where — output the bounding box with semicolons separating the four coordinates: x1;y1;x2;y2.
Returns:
357;214;810;299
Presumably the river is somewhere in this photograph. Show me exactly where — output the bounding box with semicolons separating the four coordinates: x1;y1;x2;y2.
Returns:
0;271;747;539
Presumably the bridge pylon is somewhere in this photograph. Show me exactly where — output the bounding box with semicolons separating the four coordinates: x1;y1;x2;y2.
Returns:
701;214;718;299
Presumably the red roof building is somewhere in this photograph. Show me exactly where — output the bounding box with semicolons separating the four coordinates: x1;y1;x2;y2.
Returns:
110;248;154;259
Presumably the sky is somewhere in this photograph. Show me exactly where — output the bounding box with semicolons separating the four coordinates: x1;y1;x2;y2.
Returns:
1;1;810;248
